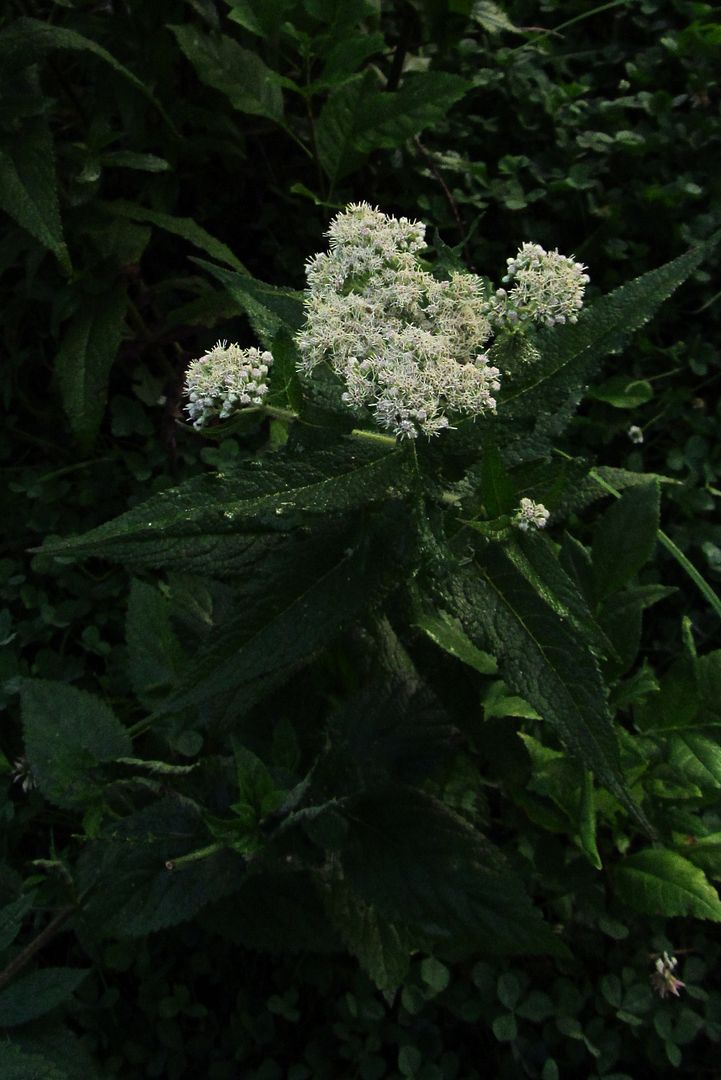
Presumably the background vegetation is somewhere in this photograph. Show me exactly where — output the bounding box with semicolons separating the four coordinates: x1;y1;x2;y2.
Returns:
1;1;720;1077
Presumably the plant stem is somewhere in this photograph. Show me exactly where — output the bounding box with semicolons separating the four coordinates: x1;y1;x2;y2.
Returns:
0;905;77;992
165;843;224;870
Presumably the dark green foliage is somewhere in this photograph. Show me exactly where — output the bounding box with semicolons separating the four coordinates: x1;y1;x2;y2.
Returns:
2;1;721;1078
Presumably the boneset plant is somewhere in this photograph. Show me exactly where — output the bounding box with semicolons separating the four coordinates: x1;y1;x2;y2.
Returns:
14;204;721;1074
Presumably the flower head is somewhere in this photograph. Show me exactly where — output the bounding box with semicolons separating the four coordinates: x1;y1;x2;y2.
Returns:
184;342;273;429
296;203;499;440
650;952;685;999
628;424;644;444
490;242;589;328
513;498;550;531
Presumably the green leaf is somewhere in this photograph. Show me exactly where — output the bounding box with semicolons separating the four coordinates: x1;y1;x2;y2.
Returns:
0;18;169;123
615;848;721;920
589;375;654;409
356;72;470;152
0;968;89;1027
39;442;410;570
168;24;283;122
435;554;633;816
320;875;411;993
578;770;602;870
55;286;129;447
341;786;567;956
159;507;417;725
99;151;170;173
414;610;497;675
21;680;131;808
0;114;68;272
669;734;721;790
226;0;296;37
0;892;35;952
592;482;660;603
421;956;450;995
315;70;377;184
480;445;515;517
105;200;246;271
193;258;304;346
77;798;245;937
0;1043;68;1079
471;1;522;34
126;580;185;709
499;243;708;441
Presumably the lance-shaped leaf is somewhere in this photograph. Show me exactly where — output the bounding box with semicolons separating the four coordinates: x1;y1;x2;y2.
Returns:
592;481;660;603
38;442;411;569
497;242;710;443
105;200;246;271
340;786;567;957
0;17;169;123
55;286;129;447
0;113;68;272
432;550;639;819
194;258;304;346
156;505;418;725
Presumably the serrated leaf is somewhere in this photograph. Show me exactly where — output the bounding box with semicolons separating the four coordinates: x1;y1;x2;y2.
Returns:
21;680;131;808
106;200;246;271
0;892;35;952
0;968;89;1027
315;71;377;183
471;1;522;34
434;553;637;819
226;0;296;37
480;445;515;517
126;580;185;709
615;848;721;920
38;442;410;570
169;24;283;122
499;243;708;444
320;875;411;993
340;786;567;956
592;482;660;602
55;286;129;447
193;258;304;346
356;72;470;152
0;115;68;271
77;798;244;937
100;151;170;173
414;610;497;675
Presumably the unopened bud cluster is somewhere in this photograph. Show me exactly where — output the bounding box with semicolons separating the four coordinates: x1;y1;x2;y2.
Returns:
514;498;550;531
487;242;589;329
296;203;501;439
184;342;272;429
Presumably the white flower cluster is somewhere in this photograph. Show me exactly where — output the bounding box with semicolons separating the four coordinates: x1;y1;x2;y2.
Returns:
184;342;273;429
296;202;501;440
488;242;589;328
513;498;550;531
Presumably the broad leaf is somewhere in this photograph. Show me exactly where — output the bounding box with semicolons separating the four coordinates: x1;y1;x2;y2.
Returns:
77;798;244;937
316;71;377;184
39;442;411;570
21;680;131;808
194;258;304;345
669;734;721;790
0;968;89;1027
414;610;497;675
615;848;721;920
320;875;411;994
55;286;129;447
357;72;470;152
0;1043;68;1079
169;24;283;122
340;786;567;956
